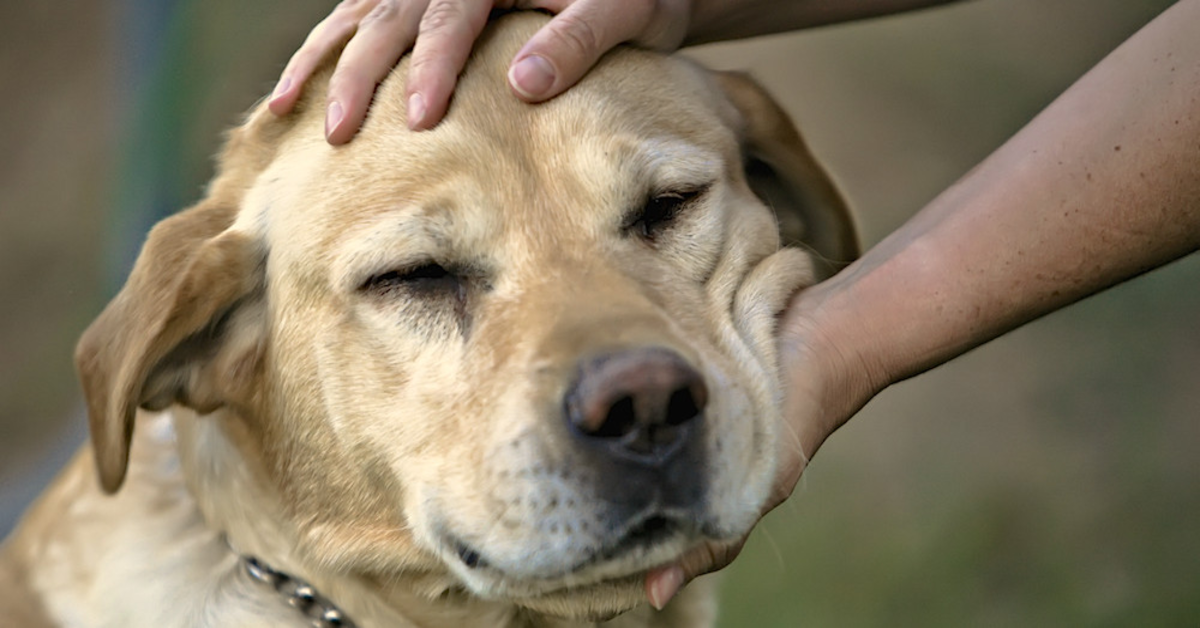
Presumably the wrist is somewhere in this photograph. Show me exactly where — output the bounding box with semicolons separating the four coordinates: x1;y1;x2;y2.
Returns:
777;271;889;459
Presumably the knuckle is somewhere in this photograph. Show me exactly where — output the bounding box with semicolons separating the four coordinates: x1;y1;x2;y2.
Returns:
406;51;448;84
317;16;357;44
361;0;401;26
329;62;372;93
550;13;602;61
326;0;384;32
288;47;321;73
419;0;465;34
405;48;437;78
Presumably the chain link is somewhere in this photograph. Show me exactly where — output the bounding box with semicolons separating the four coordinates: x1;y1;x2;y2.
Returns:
243;556;357;628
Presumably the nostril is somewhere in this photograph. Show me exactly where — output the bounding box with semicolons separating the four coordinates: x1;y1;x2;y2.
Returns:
666;385;702;426
594;395;637;439
566;348;708;464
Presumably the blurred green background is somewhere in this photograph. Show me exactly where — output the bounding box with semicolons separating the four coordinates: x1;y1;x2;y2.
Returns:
2;1;1196;626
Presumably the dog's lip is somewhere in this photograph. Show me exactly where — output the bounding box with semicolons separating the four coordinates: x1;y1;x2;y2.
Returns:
590;511;689;565
443;508;696;581
454;540;488;569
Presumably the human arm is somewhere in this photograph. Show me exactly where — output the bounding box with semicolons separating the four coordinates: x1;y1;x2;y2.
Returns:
645;0;1200;607
268;0;961;141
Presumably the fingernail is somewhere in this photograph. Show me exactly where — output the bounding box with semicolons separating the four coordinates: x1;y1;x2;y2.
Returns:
407;93;426;130
509;55;555;99
325;101;343;138
272;76;292;100
648;566;685;611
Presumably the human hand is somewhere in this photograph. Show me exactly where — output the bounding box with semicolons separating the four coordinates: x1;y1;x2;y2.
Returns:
268;0;693;143
644;281;882;609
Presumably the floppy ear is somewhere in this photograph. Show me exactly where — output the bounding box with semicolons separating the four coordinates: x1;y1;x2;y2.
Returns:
714;71;860;276
75;198;266;493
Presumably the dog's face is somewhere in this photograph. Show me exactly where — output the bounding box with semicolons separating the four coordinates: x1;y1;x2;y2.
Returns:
75;14;856;621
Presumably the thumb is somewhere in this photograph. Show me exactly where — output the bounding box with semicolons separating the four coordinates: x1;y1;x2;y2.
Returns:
644;536;749;610
507;0;657;101
645;564;686;611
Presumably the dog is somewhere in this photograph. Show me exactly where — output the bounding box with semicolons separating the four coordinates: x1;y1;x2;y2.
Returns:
0;12;857;627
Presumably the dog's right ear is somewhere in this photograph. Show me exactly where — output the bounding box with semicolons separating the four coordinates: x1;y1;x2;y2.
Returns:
75;197;266;493
713;71;860;277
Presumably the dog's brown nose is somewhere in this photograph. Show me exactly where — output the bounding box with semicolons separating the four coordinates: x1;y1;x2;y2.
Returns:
566;348;707;465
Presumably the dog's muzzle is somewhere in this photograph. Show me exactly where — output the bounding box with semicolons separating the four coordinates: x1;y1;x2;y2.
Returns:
445;347;714;581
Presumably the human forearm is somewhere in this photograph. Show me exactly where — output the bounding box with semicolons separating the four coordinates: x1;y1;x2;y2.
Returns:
686;0;965;45
799;0;1200;415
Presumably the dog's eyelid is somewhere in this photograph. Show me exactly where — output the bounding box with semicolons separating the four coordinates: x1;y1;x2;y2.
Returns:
649;180;712;199
358;261;463;295
622;183;712;239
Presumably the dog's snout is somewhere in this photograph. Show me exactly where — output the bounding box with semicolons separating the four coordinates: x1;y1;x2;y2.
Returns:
566;348;706;464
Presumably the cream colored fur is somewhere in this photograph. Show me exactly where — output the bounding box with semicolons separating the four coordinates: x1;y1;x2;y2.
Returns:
1;13;857;628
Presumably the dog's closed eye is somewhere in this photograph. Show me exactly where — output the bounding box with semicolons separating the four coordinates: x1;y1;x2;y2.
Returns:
624;187;707;241
360;262;464;301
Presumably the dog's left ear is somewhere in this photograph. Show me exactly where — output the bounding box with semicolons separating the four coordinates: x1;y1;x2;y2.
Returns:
75;198;265;493
714;71;860;276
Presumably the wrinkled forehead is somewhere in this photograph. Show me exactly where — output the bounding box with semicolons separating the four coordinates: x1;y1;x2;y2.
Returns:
237;41;739;279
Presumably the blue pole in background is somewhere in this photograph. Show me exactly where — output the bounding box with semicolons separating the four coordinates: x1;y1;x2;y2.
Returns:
108;0;186;289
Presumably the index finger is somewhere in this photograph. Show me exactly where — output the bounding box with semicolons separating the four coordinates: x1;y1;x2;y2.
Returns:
269;0;382;116
405;0;497;130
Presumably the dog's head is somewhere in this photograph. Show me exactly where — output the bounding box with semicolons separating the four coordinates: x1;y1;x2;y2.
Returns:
75;13;856;620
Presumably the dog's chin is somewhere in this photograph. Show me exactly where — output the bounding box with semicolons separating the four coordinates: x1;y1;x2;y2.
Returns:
441;525;696;619
511;573;647;621
438;519;730;620
460;549;670;622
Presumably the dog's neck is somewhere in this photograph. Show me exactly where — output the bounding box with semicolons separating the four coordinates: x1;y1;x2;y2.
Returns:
11;411;306;627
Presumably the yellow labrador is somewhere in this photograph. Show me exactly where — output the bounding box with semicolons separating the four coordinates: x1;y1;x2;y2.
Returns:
1;12;857;628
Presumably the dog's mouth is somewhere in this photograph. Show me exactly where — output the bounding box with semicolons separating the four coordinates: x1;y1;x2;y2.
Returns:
595;514;680;563
445;510;694;586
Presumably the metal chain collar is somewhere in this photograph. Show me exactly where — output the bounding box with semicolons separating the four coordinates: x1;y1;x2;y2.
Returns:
242;555;357;628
